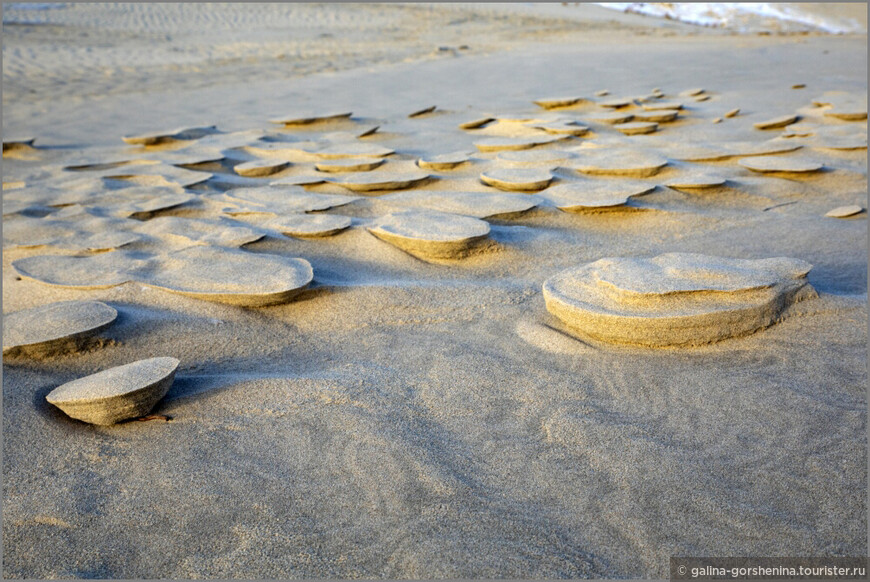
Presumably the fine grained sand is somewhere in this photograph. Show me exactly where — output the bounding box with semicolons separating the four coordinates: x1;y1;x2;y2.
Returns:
2;3;867;579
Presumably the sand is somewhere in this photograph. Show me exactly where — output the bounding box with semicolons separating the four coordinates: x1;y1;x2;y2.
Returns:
2;3;867;579
542;253;818;346
45;357;179;426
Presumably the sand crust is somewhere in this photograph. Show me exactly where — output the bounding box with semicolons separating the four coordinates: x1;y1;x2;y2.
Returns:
480;168;553;191
46;357;179;425
368;210;493;259
380;190;541;219
3;300;118;356
2;5;866;578
543;253;818;346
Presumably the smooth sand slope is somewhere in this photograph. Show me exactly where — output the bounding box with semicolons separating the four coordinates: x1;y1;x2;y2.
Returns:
2;4;867;579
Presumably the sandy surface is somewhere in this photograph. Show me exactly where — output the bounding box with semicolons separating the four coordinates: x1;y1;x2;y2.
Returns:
2;3;867;579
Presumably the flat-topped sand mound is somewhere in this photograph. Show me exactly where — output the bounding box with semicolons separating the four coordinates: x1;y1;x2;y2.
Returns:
316;157;385;173
313;142;395;159
533;96;586;109
615;121;658;135
480;168;553;191
14;247;315;307
473;136;559;152
571;148;668;177
543;180;655;212
234;159;290;177
825;205;864;218
134;216;266;248
46;357;179;425
144;247;314;306
417;151;471;170
219;186;360;214
543;253;817;347
665;171;728;189
2;137;36;153
381;190;542;219
753;114;799;130
641;100;684;111
495;149;574;166
738;157;824;174
633;109;680;123
527;120;589;136
2;213;140;251
333;170;430;192
92;186;195;219
122;125;216;145
3;300;118;356
269;111;352;126
368;209;493;260
261;213;352;238
583;111;634;125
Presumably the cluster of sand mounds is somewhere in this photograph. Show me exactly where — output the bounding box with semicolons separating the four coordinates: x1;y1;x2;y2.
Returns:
5;83;863;278
2;300;180;424
4;77;866;437
8;84;860;244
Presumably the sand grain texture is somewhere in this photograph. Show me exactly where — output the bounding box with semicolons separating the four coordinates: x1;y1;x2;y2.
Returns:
1;3;866;579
